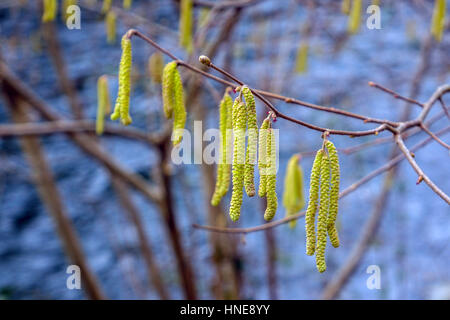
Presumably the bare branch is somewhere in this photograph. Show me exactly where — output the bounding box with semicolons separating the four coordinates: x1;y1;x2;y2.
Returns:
368;81;424;108
395;134;450;204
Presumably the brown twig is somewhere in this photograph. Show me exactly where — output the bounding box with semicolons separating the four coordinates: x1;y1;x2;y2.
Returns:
368;81;424;108
395;134;450;203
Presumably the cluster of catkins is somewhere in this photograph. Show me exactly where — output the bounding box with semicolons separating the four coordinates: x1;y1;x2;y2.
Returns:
305;140;340;273
210;87;278;223
97;33;187;147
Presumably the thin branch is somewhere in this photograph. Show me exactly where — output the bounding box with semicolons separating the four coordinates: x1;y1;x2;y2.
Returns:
395;134;450;204
0;120;165;145
127;29;395;137
420;123;450;150
439;97;450;119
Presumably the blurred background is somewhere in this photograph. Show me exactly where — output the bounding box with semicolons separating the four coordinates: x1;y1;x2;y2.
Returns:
0;0;449;300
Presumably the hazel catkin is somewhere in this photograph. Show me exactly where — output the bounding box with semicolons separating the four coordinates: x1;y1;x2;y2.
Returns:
431;0;446;42
325;140;340;248
305;149;322;256
348;0;362;35
242;86;257;197
180;0;193;53
264;126;278;221
96;75;111;135
105;10;117;44
102;0;112;14
229;99;247;222
42;0;58;22
316;151;331;273
211;90;233;206
148;52;164;84
258;119;270;197
111;35;132;125
282;154;305;228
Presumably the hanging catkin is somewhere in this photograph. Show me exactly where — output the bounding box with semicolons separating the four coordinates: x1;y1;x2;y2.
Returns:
180;0;193;53
229;98;247;222
242;86;257;197
111;35;132;126
123;0;132;10
106;10;117;44
258;119;270;197
283;154;305;229
161;62;186;146
348;0;362;35
341;0;351;15
305;149;322;256
431;0;446;42
211;90;233;206
96;75;111;135
264;126;278;221
148;52;164;84
316;150;331;273
102;0;112;13
42;0;58;22
219;91;233;198
162;62;177;119
326;140;340;248
295;42;308;74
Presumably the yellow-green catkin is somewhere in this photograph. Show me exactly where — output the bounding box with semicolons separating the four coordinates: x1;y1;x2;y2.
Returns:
198;7;211;29
161;62;186;146
211;91;233;206
229;99;247;222
42;0;58;22
111;35;132;126
148;52;164;84
305;149;322;256
242;86;257;197
264;126;278;221
283;154;305;229
295;42;308;74
258;119;270;197
106;10;117;44
96;75;111;135
431;0;446;42
162;61;177;119
171;66;186;146
316;151;331;273
180;0;193;53
62;0;77;21
102;0;112;13
219;92;233;198
326;141;340;248
341;0;351;15
348;0;362;35
372;0;380;6
123;0;132;10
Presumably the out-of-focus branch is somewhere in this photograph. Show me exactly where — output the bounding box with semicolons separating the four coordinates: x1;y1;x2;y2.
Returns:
2;90;105;300
0;120;165;145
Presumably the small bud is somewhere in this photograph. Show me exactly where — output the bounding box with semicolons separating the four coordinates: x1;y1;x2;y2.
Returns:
199;55;211;66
